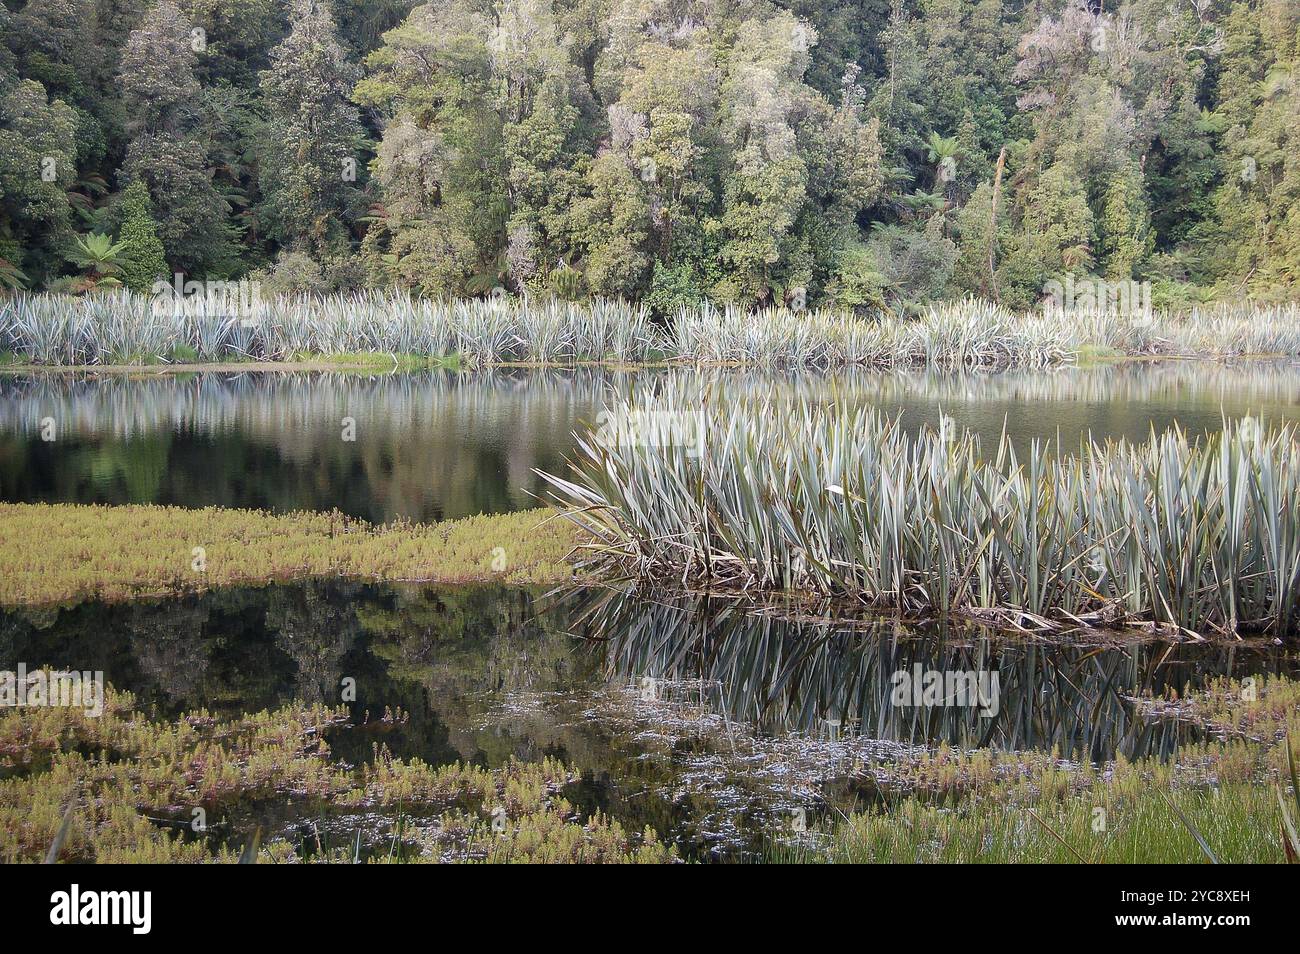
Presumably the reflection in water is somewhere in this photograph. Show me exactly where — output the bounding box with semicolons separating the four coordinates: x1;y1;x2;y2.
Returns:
4;360;1300;520
0;370;614;521
583;588;1296;762
3;581;1295;857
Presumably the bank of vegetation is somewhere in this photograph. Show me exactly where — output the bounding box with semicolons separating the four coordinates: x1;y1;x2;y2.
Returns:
5;293;1300;368
544;390;1300;637
0;503;578;606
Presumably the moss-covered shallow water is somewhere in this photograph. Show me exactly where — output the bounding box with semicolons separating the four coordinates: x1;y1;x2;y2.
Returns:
3;580;1295;862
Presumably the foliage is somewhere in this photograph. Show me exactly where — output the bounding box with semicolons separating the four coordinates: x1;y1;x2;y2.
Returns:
114;181;167;293
62;232;125;287
6;292;1300;367
256;0;367;256
0;0;1295;301
543;387;1300;636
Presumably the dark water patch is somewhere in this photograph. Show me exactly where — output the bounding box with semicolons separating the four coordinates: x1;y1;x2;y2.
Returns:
0;370;612;521
4;580;1295;859
584;588;1295;762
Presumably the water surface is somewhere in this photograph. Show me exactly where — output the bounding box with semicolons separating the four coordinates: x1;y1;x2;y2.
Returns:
4;360;1300;520
3;582;1292;858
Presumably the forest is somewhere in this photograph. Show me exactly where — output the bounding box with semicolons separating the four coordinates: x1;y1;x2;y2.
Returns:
1;0;1297;314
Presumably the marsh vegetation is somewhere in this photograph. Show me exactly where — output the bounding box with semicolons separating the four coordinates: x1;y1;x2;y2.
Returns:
0;503;577;605
3;581;1297;863
545;386;1300;637
7;294;1300;368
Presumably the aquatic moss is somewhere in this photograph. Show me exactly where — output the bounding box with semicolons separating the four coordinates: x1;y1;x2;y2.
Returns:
0;503;582;606
0;682;677;864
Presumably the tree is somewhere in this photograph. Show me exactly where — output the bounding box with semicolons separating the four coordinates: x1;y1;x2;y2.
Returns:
120;133;236;274
62;232;127;290
1097;164;1153;279
117;0;234;274
573;149;651;296
2;0;1293;301
0;78;79;284
257;0;367;256
118;0;203;136
713;14;817;302
116;180;168;292
1190;0;1300;289
355;0;501;294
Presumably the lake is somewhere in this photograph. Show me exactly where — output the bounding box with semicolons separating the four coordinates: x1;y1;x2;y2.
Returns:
4;360;1300;860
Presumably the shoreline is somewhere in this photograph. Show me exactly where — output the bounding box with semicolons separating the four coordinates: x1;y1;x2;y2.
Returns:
1;351;1295;375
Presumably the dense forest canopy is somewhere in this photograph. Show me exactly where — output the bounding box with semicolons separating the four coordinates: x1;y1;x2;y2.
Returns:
0;0;1296;312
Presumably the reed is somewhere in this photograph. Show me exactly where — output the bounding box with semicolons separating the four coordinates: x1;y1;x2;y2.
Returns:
541;386;1300;636
6;292;1300;367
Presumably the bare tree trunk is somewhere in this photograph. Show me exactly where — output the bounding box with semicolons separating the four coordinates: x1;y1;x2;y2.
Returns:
986;146;1007;302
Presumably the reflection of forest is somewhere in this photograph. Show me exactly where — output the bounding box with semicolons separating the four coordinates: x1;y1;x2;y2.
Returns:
0;581;590;765
583;588;1297;762
0;370;618;520
8;580;1293;859
5;361;1300;519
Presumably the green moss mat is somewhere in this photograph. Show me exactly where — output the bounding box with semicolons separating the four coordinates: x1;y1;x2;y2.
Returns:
0;503;582;606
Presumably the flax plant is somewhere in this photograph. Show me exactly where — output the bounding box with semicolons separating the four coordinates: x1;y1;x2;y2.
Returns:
7;292;1300;368
0;292;662;366
542;386;1300;636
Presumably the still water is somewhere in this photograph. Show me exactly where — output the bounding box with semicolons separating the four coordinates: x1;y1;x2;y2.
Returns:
4;360;1300;521
5;361;1300;858
2;581;1293;858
